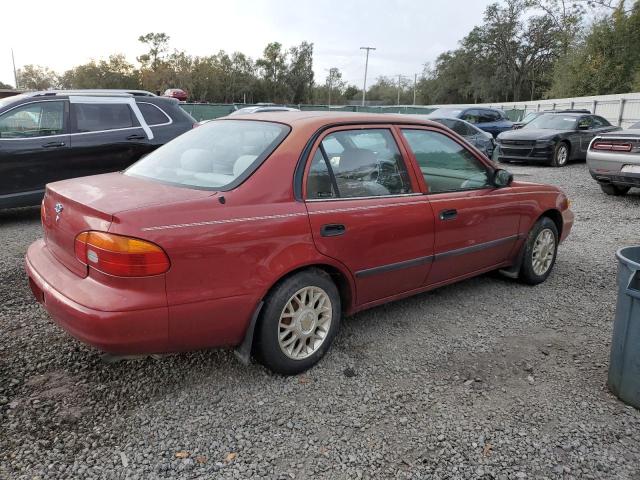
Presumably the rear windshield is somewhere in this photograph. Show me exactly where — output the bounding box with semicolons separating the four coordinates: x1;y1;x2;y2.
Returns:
125;120;289;190
525;114;577;130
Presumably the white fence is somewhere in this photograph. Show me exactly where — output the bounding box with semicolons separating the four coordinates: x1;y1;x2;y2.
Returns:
439;92;640;127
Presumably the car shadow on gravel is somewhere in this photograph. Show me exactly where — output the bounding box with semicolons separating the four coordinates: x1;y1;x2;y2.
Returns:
0;206;40;223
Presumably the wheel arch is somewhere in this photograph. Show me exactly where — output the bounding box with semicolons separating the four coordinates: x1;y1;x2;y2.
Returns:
539;208;563;239
234;261;356;364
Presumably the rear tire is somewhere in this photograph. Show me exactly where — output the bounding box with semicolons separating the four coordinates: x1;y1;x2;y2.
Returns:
550;142;570;168
255;269;341;375
600;183;630;196
519;217;559;285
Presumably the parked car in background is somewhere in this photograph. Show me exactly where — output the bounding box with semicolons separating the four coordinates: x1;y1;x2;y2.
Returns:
495;113;620;167
163;88;188;102
513;109;591;129
0;90;196;209
429;107;514;137
26;112;573;374
587;121;640;195
230;105;300;115
427;116;496;158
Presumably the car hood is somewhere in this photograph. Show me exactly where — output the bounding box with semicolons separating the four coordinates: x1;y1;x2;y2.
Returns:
498;128;568;141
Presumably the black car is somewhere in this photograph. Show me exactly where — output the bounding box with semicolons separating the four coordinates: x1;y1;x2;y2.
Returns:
495;113;620;167
513;109;591;129
0;90;196;209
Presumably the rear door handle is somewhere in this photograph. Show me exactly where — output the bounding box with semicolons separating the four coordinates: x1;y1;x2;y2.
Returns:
126;134;146;140
42;141;65;148
320;224;346;237
439;209;458;221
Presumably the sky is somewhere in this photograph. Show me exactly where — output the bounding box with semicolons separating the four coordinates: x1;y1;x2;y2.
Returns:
0;0;495;89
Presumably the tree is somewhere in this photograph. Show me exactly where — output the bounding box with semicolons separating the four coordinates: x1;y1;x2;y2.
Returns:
137;32;170;71
286;42;314;103
0;81;13;89
256;42;289;103
16;65;59;90
60;54;141;89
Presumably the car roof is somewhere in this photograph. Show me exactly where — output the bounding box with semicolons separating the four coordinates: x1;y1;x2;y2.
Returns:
218;111;443;130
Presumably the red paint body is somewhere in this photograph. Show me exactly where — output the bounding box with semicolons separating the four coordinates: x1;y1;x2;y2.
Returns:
25;112;574;354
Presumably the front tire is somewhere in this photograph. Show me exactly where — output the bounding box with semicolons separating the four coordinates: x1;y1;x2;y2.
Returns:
550;142;570;167
255;269;341;375
519;217;559;285
600;183;630;196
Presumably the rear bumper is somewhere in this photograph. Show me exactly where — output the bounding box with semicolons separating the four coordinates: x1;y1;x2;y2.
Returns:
25;239;169;354
590;171;640;188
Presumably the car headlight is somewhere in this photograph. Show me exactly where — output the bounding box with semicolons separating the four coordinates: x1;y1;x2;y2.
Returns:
536;139;554;146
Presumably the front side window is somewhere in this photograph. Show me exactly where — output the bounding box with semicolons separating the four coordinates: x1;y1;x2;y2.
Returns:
306;129;413;199
401;129;490;194
0;101;65;138
126;120;289;190
73;103;135;133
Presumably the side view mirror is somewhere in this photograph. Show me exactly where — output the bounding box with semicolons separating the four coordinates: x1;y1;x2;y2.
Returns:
493;169;513;188
578;124;589;130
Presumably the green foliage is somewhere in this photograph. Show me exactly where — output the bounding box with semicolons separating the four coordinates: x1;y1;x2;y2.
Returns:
0;81;13;89
60;55;141;90
16;65;59;90
549;1;640;96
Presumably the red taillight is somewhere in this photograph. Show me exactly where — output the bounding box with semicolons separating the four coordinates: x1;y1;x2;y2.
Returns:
74;231;170;277
592;141;633;152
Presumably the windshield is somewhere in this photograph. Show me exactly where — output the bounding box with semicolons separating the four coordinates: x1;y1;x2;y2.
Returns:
520;112;539;124
125;120;289;190
631;121;640;130
525;114;577;130
0;94;31;109
430;108;463;118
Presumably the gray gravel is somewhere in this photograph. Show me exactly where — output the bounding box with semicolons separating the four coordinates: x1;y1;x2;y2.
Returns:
1;163;640;479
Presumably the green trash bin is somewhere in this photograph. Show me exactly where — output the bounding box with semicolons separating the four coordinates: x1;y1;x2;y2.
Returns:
608;246;640;409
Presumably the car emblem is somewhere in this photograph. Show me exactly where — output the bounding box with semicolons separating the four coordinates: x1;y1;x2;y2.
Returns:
54;203;63;222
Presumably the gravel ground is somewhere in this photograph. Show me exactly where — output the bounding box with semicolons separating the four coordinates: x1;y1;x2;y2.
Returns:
1;162;639;480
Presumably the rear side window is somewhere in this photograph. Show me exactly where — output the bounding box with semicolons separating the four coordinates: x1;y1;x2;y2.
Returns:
306;129;413;199
402;129;490;194
0;101;65;138
73;103;135;133
125;120;289;190
138;103;171;126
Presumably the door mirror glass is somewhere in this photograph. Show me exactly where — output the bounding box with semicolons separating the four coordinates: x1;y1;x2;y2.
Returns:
493;169;513;188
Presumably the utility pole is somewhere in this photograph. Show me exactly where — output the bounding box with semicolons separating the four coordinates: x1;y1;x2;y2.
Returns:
11;48;18;89
397;74;403;106
360;47;375;107
413;73;417;105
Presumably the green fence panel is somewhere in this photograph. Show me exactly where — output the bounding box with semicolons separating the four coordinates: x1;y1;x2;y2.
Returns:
180;103;437;121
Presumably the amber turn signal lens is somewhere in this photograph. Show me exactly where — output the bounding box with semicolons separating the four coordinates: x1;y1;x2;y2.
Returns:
74;231;170;277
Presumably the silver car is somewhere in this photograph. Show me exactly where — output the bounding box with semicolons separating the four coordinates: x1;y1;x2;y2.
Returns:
587;121;640;196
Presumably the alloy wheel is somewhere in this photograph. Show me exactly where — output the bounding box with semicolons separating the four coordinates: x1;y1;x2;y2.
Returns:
531;228;556;276
278;286;332;360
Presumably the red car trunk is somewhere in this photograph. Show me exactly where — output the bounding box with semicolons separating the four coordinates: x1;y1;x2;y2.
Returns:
42;172;214;277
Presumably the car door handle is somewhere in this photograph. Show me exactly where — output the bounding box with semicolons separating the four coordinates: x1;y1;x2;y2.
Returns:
439;209;458;221
41;141;65;148
126;134;146;140
320;224;346;237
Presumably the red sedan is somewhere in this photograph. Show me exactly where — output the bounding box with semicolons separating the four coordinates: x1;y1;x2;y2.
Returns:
26;112;574;374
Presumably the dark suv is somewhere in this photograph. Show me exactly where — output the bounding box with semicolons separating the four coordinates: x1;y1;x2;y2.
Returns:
0;90;196;209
